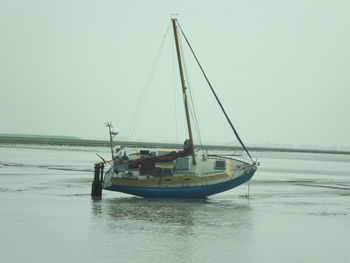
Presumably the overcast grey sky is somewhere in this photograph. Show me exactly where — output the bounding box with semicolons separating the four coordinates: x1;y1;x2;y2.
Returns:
1;0;349;148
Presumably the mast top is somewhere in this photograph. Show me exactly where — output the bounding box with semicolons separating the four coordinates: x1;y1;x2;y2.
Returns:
170;14;179;19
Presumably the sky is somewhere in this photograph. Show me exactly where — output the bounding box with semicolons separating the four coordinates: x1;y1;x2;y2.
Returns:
1;0;349;149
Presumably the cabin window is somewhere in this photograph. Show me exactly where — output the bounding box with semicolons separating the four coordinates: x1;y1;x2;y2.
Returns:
215;160;225;169
175;157;190;170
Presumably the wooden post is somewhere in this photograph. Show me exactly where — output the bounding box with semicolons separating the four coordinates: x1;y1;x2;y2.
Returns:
91;163;104;197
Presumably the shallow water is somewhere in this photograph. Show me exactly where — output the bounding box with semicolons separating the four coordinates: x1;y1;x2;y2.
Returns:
1;145;350;263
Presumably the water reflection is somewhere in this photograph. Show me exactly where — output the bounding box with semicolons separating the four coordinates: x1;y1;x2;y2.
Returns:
91;196;253;232
90;197;254;263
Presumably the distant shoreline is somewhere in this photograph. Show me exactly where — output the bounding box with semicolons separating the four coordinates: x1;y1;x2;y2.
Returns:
1;135;349;155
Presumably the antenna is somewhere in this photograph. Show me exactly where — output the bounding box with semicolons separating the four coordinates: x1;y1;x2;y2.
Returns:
105;122;116;159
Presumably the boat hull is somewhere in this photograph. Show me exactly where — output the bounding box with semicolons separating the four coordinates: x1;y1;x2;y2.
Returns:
104;168;255;198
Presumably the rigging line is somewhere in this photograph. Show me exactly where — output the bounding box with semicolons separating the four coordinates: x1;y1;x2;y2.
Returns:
185;76;205;152
178;23;253;161
179;34;204;152
128;58;156;138
189;98;204;153
125;22;171;139
127;22;171;138
126;73;149;138
186;76;205;153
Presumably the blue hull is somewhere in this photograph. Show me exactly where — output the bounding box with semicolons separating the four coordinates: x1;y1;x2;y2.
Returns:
104;169;255;198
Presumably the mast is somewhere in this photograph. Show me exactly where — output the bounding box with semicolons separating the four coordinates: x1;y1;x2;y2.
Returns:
171;18;196;165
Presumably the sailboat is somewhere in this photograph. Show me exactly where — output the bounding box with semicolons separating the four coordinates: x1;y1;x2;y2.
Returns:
99;18;258;198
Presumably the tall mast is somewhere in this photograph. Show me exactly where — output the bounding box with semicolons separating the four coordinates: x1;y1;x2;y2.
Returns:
171;18;196;165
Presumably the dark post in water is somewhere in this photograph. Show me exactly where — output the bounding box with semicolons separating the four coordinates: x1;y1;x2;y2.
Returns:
91;163;104;197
